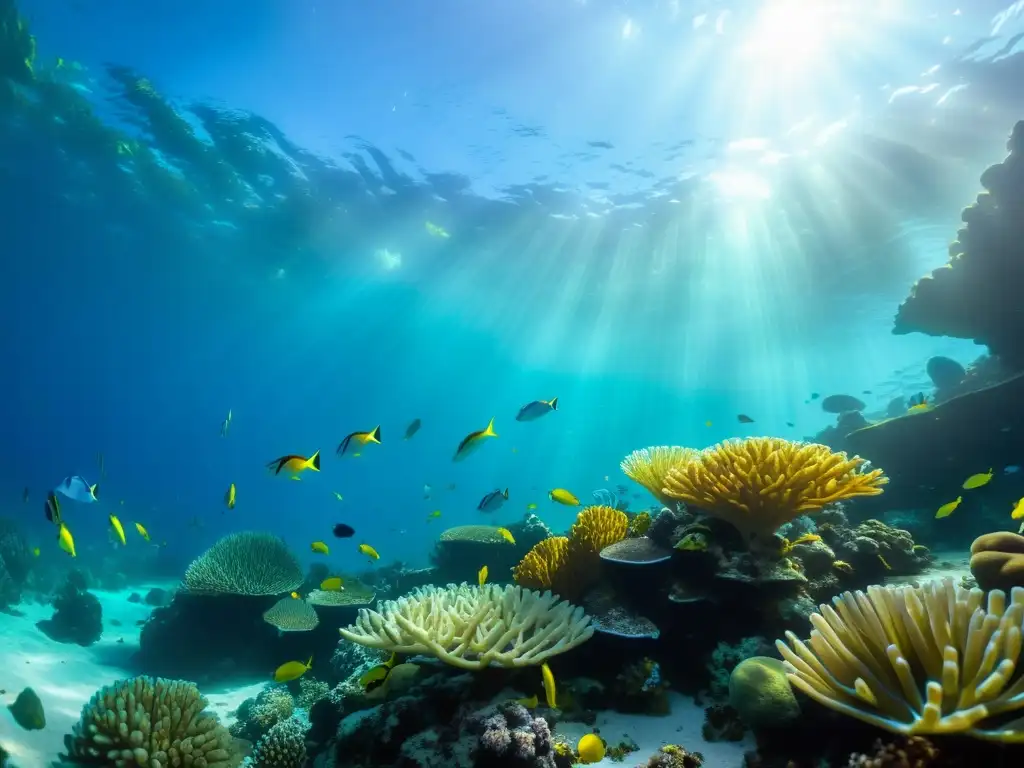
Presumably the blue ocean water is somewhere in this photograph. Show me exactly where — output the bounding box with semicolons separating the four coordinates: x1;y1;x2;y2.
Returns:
2;0;1019;578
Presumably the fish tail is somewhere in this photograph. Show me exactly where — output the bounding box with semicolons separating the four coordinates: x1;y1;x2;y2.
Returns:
369;425;381;443
485;417;497;437
90;483;99;500
309;451;321;471
502;488;509;499
549;397;558;410
305;655;313;668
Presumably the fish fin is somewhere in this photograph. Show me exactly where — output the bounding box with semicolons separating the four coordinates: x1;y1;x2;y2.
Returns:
90;483;99;500
502;488;509;499
306;655;313;668
485;417;497;437
549;397;558;410
309;450;321;471
370;425;381;443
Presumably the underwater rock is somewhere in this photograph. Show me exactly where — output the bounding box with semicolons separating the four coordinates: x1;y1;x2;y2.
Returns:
430;524;527;584
970;531;1024;591
613;657;670;715
844;372;1024;509
582;587;660;639
36;579;102;646
820;394;866;414
144;586;171;606
646;506;695;550
7;687;45;731
926;355;966;392
728;656;800;729
634;745;704;767
0;519;31;607
705;637;774;700
127;592;142;603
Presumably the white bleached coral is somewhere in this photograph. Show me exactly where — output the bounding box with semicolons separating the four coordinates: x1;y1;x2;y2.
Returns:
338;582;594;670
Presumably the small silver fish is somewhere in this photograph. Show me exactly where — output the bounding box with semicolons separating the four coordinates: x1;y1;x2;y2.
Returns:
220;408;232;437
478;488;509;513
515;398;558;422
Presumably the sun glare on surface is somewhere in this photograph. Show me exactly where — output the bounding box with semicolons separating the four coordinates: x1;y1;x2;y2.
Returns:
741;0;855;72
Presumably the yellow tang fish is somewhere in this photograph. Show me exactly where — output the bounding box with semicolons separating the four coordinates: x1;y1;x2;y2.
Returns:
273;656;312;683
478;565;488;586
311;541;329;555
514;694;538;709
266;450;321;476
496;527;515;545
225;483;236;510
548;488;580;506
453;417;497;462
58;523;76;557
359;543;380;561
963;469;993;490
577;734;606;764
337;426;382;458
1011;496;1024;520
540;662;557;708
290;591;301;599
109;514;126;546
935;496;962;519
320;577;344;591
134;522;150;541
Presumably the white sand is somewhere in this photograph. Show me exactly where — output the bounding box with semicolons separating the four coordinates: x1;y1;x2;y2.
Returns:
0;586;260;768
556;692;752;768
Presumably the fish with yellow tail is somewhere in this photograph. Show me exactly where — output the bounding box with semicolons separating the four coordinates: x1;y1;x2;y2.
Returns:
273;656;312;683
1011;496;1024;520
224;483;236;510
134;522;150;541
548;488;580;506
109;514;126;546
311;541;329;555
963;469;993;490
515;397;558;422
359;543;380;562
514;694;538;709
337;426;382;458
478;565;488;586
58;523;76;558
540;662;557;709
935;496;962;519
453;418;497;462
266;450;321;476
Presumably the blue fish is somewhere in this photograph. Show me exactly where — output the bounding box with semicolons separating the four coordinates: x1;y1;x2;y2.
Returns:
477;488;509;513
515;398;558;422
55;476;99;504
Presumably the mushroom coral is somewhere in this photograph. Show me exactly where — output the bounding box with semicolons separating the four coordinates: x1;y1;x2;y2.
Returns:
662;437;887;542
894;119;1024;369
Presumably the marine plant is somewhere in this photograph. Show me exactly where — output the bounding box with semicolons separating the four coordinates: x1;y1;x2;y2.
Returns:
621;446;698;506
60;676;241;767
662;437;887;543
776;578;1024;741
183;531;303;596
338;582;593;669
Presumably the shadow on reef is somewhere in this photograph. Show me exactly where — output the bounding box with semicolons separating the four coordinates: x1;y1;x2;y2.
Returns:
36;574;102;646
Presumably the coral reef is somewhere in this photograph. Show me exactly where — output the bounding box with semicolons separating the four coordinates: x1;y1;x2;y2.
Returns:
817;518;932;584
621;446;699;506
633;745;704;767
251;718;306;768
727;657;799;729
970;530;1024;591
59;676;240;767
37;577;102;646
706;637;774;699
230;686;295;743
338;583;593;669
894;119;1024;369
846;736;941;767
263;596;320;631
0;519;31;607
613;657;671;714
183;531;303;596
662;438;887;545
464;702;559;767
777;577;1024;740
429;524;523;584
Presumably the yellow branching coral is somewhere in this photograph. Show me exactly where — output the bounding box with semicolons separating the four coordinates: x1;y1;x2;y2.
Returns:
513;506;628;600
662;437;887;541
777;578;1024;742
512;536;569;592
620;446;698;506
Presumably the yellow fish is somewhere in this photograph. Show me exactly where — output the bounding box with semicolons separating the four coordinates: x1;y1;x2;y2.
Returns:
674;533;708;552
878;554;892;570
935;496;962;519
496;527;515;545
425;221;450;238
290;591;300;599
526;503;537;511
266;450;321;476
109;514;126;546
358;653;399;691
273;656;312;683
32;547;40;557
963;469;993;490
514;694;538;709
427;510;442;521
311;541;329;555
907;393;930;413
705;420;712;427
337;426;382;458
577;734;606;764
333;491;344;501
541;662;557;708
548;488;580;506
134;522;150;541
225;483;236;510
1011;497;1024;520
58;523;76;558
478;565;488;586
453;418;497;462
359;543;380;561
320;577;344;591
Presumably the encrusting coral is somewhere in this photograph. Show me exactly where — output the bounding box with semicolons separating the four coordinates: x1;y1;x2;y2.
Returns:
662;438;887;543
60;676;241;767
776;577;1024;741
183;531;303;596
621;446;698;506
337;582;593;669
